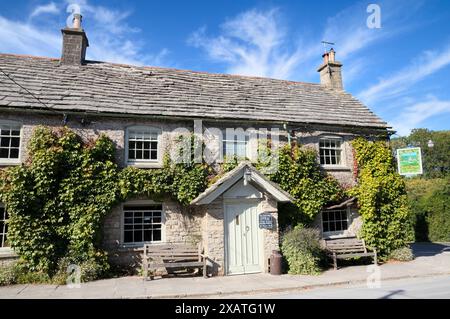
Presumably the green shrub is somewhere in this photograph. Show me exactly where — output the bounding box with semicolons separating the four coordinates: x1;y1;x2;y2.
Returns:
427;179;450;242
406;177;450;242
389;246;414;262
281;226;326;275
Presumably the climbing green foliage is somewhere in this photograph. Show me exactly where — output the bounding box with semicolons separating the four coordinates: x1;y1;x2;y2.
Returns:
0;126;208;281
0;127;118;275
350;138;413;257
258;145;344;226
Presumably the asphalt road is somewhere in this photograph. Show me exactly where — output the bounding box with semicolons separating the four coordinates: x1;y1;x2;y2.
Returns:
235;275;450;299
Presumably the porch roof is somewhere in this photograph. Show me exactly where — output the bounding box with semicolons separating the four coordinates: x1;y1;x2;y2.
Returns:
190;162;294;205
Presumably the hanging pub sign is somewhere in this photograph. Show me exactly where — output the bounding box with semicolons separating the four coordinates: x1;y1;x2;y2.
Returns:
259;213;273;229
396;147;423;176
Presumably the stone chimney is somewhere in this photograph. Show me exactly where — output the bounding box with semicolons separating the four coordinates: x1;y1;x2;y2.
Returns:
61;14;89;65
317;48;343;90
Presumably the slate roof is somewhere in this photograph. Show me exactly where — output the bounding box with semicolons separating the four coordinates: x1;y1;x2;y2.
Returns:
0;54;388;129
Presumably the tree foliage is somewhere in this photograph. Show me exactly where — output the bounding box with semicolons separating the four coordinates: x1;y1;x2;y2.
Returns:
350;138;413;257
390;129;450;178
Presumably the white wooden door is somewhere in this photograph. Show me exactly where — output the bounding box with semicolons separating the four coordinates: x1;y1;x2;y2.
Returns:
225;202;261;275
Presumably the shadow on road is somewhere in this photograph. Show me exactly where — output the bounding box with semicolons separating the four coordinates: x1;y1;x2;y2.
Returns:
379;289;405;299
411;242;450;257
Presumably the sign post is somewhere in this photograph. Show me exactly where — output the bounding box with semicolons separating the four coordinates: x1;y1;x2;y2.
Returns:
396;147;423;176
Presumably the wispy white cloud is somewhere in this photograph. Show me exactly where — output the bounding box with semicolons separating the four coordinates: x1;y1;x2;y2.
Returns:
0;0;168;66
188;1;422;84
30;2;59;19
0;16;61;57
390;96;450;135
358;45;450;105
188;9;316;79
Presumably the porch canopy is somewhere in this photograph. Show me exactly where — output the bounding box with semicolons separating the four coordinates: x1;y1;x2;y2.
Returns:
190;162;294;205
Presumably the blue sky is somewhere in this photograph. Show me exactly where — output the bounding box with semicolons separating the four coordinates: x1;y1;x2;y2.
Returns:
1;0;449;135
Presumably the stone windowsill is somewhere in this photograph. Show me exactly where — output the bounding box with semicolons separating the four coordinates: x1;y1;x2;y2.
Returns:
321;165;351;172
0;247;17;259
126;161;163;169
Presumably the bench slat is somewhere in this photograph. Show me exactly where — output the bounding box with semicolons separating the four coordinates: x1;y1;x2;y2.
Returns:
149;261;204;268
335;252;375;259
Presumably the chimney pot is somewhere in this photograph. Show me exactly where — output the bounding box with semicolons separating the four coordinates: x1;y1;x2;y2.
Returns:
329;48;335;62
322;52;329;65
73;13;82;29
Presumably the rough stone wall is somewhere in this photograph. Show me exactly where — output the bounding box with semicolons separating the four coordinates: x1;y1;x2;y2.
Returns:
201;196;225;276
258;196;279;272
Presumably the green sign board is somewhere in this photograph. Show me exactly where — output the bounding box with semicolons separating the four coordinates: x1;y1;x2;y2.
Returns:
396;147;423;176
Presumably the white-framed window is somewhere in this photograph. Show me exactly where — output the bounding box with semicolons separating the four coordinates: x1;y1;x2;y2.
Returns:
125;126;161;166
322;209;348;234
223;130;249;160
123;203;163;244
0;204;8;248
0;122;21;164
319;137;342;166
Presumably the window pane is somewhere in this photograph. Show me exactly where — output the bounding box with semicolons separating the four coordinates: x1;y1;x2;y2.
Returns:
329;222;336;231
323;222;329;232
124;231;133;243
10;137;20;148
1;137;10;147
342;220;348;230
143;150;150;159
136;150;143;159
153;217;161;223
134;230;142;242
128;149;135;160
153;229;161;241
129;141;135;149
151;151;157;160
0;148;8;158
9;149;19;159
143;230;152;241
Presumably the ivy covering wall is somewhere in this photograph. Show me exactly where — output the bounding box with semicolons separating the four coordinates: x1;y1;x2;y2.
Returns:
0;126;208;279
350;138;413;257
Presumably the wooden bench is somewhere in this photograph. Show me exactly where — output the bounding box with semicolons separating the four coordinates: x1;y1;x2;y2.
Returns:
324;237;377;270
142;243;209;280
